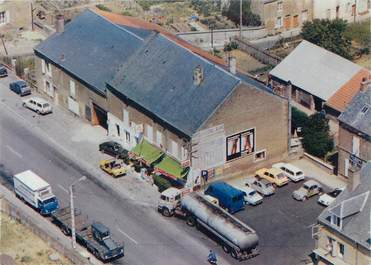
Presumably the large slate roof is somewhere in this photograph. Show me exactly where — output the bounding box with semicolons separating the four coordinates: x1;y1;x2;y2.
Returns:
270;40;363;101
318;162;371;250
34;10;148;95
107;33;240;137
338;86;371;136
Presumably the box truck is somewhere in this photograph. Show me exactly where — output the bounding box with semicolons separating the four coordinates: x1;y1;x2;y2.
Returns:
14;170;59;215
205;182;245;213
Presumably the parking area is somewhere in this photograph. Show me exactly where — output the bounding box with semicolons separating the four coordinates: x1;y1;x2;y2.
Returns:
230;179;327;265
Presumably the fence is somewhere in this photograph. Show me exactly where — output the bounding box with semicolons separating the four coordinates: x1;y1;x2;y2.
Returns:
234;37;282;66
0;197;91;265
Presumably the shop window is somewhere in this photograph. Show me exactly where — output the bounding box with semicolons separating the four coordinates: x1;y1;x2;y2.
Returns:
255;150;266;161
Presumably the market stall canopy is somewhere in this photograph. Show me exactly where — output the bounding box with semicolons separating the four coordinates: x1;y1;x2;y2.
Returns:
155;155;189;180
130;139;164;165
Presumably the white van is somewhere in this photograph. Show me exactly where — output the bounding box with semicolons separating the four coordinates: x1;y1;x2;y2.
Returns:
22;97;52;115
272;162;305;182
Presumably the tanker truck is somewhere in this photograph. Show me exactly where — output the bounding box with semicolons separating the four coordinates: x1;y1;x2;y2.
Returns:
158;188;259;260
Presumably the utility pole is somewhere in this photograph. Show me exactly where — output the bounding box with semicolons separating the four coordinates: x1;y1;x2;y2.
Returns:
239;0;242;38
31;3;36;31
69;176;86;249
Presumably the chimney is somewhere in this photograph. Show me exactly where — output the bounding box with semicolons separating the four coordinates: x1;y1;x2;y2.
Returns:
360;78;371;92
193;65;203;86
348;163;362;191
56;14;64;33
228;56;236;75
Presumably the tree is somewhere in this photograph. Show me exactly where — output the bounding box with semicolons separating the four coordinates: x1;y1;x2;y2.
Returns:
222;0;261;27
291;107;308;135
302;113;334;158
301;19;352;60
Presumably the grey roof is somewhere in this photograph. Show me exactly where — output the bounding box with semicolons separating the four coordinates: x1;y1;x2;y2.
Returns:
107;33;240;137
338;86;371;136
34;10;148;95
270;40;363;101
318;162;371;250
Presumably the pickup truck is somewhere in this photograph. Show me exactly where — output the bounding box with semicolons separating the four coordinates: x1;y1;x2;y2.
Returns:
51;207;124;262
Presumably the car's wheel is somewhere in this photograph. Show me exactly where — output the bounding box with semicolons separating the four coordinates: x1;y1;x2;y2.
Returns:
222;245;230;253
22;102;26;107
36;110;40;114
162;208;171;217
186;216;196;227
230;249;238;259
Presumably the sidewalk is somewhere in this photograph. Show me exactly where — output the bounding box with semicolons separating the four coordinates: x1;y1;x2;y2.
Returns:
0;72;159;208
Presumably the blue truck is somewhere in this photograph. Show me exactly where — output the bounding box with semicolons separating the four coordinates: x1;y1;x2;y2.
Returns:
205;182;245;213
14;170;59;215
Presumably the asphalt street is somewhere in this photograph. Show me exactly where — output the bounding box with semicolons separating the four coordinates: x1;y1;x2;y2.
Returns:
0;76;236;265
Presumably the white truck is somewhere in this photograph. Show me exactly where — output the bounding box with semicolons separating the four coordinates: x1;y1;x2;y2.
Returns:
14;170;59;215
158;188;259;260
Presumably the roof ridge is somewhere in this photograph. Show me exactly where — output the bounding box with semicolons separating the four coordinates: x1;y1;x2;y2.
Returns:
89;8;144;41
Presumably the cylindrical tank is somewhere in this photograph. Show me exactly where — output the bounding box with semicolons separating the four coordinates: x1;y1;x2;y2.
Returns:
181;193;258;251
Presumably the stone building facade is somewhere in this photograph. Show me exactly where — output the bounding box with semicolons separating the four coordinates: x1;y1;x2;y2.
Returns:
0;0;32;30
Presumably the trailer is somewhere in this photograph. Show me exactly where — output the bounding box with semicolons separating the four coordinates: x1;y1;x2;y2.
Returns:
14;170;59;215
51;207;124;262
158;189;259;260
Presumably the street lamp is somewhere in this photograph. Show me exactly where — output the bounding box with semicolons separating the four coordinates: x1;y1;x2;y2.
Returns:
69;176;86;249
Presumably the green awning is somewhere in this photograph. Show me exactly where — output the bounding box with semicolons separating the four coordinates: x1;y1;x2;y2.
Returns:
154;155;188;180
131;139;163;165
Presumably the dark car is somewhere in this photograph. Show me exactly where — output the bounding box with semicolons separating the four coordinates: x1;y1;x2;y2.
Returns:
9;80;31;96
99;141;128;159
0;65;8;78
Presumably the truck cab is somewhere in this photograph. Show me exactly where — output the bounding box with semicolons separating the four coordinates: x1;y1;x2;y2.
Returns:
38;196;59;215
158;188;182;217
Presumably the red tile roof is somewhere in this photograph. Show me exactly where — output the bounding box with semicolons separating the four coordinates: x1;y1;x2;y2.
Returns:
326;68;371;112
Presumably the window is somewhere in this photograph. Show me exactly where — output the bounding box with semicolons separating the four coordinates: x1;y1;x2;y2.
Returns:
352;136;360;156
41;59;46;74
326;9;331;19
302;10;308;22
255;150;266;161
123;109;129;127
125;131;130;142
276;17;283;28
171;140;179;159
277;1;283;11
351;4;356;16
344;158;349;177
156;131;163;147
45;62;52;77
116;124;120;136
361;105;369;114
0;11;8;25
338;243;345;257
336;6;340;18
331;215;341;227
146;124;153;143
69;80;76;99
181;146;188;161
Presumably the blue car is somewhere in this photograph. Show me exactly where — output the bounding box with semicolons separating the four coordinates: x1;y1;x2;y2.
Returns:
0;64;8;78
9;80;31;96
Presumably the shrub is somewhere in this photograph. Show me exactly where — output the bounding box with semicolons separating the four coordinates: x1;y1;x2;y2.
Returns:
95;4;111;12
292;107;309;135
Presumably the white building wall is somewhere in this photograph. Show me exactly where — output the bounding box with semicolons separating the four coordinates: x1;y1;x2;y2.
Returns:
313;0;369;22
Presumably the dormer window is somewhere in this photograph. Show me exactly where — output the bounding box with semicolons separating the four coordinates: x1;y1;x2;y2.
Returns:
331;214;341;228
361;105;369;114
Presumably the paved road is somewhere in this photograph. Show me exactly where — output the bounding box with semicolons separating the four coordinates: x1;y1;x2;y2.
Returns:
0;77;236;265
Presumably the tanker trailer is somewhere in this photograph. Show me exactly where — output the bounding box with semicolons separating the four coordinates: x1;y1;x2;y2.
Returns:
181;193;259;260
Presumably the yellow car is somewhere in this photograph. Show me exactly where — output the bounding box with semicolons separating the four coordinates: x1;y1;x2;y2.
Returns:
99;159;127;177
255;167;289;187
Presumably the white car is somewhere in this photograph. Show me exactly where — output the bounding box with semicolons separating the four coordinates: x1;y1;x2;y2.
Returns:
272;162;305;182
237;186;263;206
318;187;345;206
22;97;52;115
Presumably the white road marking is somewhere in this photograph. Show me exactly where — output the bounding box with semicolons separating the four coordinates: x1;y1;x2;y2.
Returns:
117;227;138;245
5;145;23;158
58;184;68;194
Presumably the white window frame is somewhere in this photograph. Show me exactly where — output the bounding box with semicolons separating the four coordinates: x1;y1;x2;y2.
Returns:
302;10;308;22
277;1;283;12
352;136;360;156
146;124;153;143
123;109;129;127
171;140;179;159
276;17;283;28
69;80;76;99
45;62;52;77
156;130;163;147
181;146;188;161
41;59;46;74
344;158;349;177
254;149;267;162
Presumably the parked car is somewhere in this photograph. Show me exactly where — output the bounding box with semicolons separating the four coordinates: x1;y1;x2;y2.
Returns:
22;97;52;115
99;141;128;159
234;186;263;206
272;163;305;182
292;180;322;201
255;168;290;187
318;187;345;206
0;64;8;77
9;80;31;96
99;159;127;177
245;177;275;196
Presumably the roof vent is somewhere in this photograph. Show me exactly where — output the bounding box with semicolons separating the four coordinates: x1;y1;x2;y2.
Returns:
193;65;203;86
